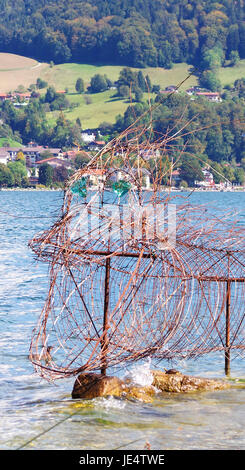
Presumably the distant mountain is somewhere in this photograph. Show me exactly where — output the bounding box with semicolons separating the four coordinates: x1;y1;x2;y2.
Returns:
0;0;244;68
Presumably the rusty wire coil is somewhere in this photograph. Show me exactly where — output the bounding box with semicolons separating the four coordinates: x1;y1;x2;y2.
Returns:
29;98;245;379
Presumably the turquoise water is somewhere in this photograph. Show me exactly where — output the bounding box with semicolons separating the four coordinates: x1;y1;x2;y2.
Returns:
0;190;244;450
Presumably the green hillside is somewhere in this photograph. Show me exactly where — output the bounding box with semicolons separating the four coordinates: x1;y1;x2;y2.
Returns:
0;1;244;69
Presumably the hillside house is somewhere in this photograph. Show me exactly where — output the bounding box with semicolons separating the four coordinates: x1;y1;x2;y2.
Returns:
112;168;151;190
82;168;106;188
35;157;72;170
22;146;45;166
195;168;215;188
186;86;202;95
25;147;63;167
0;147;22;161
171;169;181;186
196;92;222;102
81;130;96;143
0;93;12;101
87;141;105;151
165;85;178;93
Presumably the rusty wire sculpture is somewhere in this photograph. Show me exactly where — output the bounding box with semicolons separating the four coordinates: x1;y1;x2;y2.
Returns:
29;90;245;380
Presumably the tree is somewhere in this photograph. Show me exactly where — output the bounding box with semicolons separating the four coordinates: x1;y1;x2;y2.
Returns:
179;154;204;186
38;163;53;186
45;86;58;103
199;70;221;91
234;167;245;185
135;87;143;102
16;151;26;165
118;85;130;98
76;117;82;128
75;78;85;94
75;152;91;169
145;75;152;93
229;50;240;66
90;74;108;93
7;161;27;186
137;71;146;91
201;47;224;71
116;68;137;90
0;163;14;187
36;78;48;89
53;166;69;184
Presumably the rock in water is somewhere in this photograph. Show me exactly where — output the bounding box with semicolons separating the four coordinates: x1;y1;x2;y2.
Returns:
72;370;230;401
72;373;123;399
152;370;230;393
72;372;155;402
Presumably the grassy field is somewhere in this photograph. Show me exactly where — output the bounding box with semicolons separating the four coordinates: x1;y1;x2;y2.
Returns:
40;62;198;92
1;53;245;128
218;60;245;85
41;62;199;128
0;54;197;92
47;90;156;128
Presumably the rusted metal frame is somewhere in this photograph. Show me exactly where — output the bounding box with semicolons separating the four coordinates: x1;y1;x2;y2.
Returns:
225;280;231;376
68;267;100;339
108;251;155;345
100;255;111;375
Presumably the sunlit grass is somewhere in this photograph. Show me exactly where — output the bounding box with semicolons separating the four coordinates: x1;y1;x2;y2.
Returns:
47;89;153;128
218;59;245;86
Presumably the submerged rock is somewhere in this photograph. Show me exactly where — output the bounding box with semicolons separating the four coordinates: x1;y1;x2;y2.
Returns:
72;370;230;401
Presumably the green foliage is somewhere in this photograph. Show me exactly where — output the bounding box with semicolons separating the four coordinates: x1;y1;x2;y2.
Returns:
38;163;54;186
0;163;14;187
229;51;240;67
179;154;204;186
74;152;90;169
7;160;27;186
36;77;48;89
199;70;222;91
0;1;243;68
134;87;143;102
89;74;109;93
118;85;130;98
113;91;245;170
75;78;85;94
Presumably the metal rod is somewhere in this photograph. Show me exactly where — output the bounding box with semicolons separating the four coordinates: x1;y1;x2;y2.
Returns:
101;256;111;375
225;280;231;376
101;218;112;377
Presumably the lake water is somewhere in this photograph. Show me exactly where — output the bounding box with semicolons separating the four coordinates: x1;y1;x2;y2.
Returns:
0;190;245;451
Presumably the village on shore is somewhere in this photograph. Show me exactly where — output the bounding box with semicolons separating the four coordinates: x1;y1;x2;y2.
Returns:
0;85;244;192
0;135;244;192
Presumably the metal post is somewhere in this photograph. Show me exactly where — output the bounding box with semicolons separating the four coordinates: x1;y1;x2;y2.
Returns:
101;256;110;375
225;280;231;376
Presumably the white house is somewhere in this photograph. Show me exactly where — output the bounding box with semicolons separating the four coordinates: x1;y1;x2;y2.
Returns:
196;92;222;102
82;168;106;188
0;150;10;165
195;168;215;188
81;131;96;143
112;168;151;190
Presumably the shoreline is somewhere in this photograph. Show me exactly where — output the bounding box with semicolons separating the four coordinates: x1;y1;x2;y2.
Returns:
0;187;245;193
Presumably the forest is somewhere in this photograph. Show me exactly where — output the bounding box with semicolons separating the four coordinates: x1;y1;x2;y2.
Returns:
0;0;244;68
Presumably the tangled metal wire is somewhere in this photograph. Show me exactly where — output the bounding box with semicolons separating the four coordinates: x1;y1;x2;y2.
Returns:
29;92;245;380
